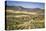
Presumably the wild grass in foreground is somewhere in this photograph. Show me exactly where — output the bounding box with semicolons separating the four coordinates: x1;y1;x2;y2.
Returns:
6;9;45;30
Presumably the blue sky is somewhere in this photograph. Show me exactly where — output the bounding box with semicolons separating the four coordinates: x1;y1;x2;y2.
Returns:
6;0;44;3
7;1;44;9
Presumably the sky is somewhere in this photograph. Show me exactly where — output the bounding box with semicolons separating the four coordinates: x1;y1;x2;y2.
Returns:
6;1;45;9
6;0;44;3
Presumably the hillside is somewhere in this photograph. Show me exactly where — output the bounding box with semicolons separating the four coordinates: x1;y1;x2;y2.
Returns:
6;6;45;30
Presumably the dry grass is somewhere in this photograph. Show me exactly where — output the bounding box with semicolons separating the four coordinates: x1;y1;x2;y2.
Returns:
6;9;45;30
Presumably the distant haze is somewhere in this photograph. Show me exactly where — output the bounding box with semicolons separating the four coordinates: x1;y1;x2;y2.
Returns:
6;1;44;9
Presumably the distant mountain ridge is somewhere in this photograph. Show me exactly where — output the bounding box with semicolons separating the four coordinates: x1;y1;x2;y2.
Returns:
6;6;44;12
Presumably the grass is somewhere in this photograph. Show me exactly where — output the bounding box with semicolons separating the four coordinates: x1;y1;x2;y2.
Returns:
6;9;45;30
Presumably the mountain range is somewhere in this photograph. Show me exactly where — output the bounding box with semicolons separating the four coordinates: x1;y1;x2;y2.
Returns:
6;6;44;12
